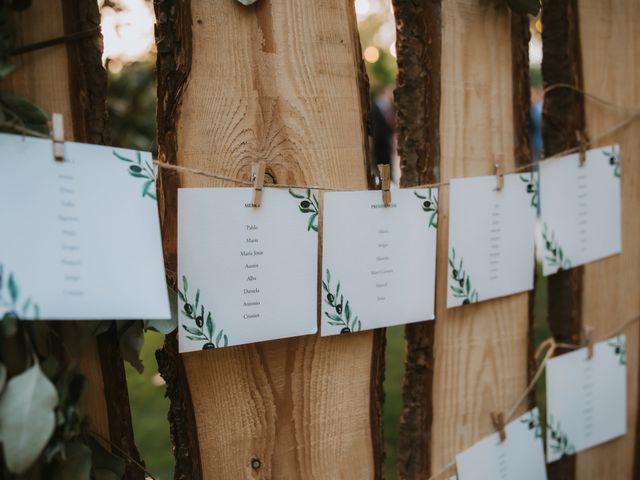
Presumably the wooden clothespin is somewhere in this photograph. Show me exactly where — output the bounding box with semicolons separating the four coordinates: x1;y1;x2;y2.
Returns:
378;164;391;206
576;130;588;167
251;160;266;207
584;325;594;360
494;156;504;191
491;411;507;443
51;113;65;161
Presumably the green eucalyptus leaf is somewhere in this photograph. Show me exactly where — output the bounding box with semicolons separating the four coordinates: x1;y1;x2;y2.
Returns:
119;321;144;374
0;362;58;474
206;312;214;339
58;441;91;480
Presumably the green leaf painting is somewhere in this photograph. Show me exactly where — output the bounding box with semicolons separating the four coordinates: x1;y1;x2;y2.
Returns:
322;269;361;334
289;188;319;232
179;275;228;350
520;171;539;208
520;409;542;439
414;189;438;228
113;149;157;200
542;223;571;271
547;415;575;458
603;145;620;178
0;263;40;322
608;336;626;365
448;248;478;305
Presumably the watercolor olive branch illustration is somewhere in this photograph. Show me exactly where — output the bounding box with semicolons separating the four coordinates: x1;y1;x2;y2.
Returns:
322;269;361;334
113;150;157;200
448;248;479;305
520;171;539;208
547;416;575;457
0;263;40;320
542;223;571;271
608;336;626;365
520;410;542;439
178;275;228;349
414;189;438;228
289;188;319;232
603;146;620;178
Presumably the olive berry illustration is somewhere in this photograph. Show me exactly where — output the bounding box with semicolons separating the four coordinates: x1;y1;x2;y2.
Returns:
202;342;215;349
528;421;535;429
340;327;351;334
615;346;621;354
300;200;311;209
452;269;459;280
458;278;464;288
609;156;615;165
335;304;343;314
327;293;335;303
129;164;143;174
423;200;431;209
195;315;204;328
184;303;193;315
527;184;534;193
463;299;470;305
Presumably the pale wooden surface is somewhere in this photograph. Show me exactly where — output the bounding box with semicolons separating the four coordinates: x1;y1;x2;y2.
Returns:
577;0;640;477
429;2;530;473
1;2;110;440
174;1;374;478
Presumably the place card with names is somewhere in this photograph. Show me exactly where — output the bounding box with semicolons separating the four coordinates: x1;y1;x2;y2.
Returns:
321;188;437;335
177;187;318;352
539;145;622;276
447;173;537;307
546;335;627;462
456;409;548;480
0;133;170;319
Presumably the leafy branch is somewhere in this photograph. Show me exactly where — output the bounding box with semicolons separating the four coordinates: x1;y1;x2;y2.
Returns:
520;171;539;208
448;248;478;305
608;336;626;365
113;150;157;200
520;409;542;439
542;223;571;271
603;145;620;178
414;189;438;228
0;262;40;323
547;416;575;457
178;276;228;349
322;269;361;334
289;188;319;232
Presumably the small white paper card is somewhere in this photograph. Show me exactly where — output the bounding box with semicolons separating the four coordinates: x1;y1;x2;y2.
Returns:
456;408;548;480
178;187;318;352
447;173;537;307
546;335;627;462
539;145;621;276
0;133;169;319
321;188;437;335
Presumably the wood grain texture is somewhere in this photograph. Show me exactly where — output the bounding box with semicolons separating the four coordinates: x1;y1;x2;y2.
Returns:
155;1;381;478
2;3;142;477
574;0;640;478
393;2;532;478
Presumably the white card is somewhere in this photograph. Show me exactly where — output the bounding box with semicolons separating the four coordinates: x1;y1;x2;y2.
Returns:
177;187;318;352
0;133;169;320
321;188;437;335
546;335;627;462
539;146;621;276
447;173;537;307
456;408;547;480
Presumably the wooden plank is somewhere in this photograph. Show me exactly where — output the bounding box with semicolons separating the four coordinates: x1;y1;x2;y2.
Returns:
154;0;383;478
394;1;533;478
574;0;640;478
1;3;142;477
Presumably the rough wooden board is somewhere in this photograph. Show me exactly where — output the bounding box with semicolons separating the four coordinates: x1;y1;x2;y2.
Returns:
576;0;640;477
156;1;381;478
429;1;530;474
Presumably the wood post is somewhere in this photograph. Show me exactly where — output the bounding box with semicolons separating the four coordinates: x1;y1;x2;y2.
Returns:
154;0;384;478
393;1;533;478
1;2;142;478
543;0;640;478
